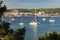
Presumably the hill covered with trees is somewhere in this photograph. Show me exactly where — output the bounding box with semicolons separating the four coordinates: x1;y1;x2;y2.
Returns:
7;8;60;14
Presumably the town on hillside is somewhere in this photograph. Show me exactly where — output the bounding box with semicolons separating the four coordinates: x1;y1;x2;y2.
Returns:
3;8;60;17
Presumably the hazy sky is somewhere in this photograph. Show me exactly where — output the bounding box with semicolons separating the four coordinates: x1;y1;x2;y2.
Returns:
2;0;60;9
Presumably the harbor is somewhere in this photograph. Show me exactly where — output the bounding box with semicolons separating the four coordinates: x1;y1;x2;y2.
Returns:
2;16;60;40
0;0;60;40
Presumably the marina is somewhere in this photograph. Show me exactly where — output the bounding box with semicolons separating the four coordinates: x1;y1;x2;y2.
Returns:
2;16;60;40
0;0;60;40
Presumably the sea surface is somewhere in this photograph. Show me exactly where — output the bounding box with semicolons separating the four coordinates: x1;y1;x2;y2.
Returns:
3;16;60;40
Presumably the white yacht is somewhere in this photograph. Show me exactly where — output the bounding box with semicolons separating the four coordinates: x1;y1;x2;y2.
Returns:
42;12;46;21
19;13;24;25
49;16;55;23
42;17;46;21
49;12;55;23
17;13;20;17
29;9;40;26
10;18;15;21
19;22;24;25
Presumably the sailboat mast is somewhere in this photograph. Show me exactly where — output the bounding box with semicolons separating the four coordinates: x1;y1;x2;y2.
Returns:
21;13;23;23
35;9;37;22
52;11;53;19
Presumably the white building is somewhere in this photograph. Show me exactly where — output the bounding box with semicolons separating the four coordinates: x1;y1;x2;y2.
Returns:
36;12;45;17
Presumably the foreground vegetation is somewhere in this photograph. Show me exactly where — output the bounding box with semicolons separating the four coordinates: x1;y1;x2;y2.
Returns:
39;32;60;40
0;1;26;40
0;21;26;40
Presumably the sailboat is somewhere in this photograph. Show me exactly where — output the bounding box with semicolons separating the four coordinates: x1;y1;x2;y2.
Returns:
49;16;55;23
10;17;15;21
19;13;24;25
29;9;40;26
42;18;46;21
49;11;55;23
17;13;20;17
42;12;46;21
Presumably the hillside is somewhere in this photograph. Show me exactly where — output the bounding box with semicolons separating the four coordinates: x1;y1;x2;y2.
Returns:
6;8;60;14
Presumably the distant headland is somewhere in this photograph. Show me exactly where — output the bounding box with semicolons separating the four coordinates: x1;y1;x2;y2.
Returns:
3;8;60;17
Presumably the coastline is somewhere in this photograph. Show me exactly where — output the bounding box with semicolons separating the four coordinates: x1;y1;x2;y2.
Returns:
3;15;60;18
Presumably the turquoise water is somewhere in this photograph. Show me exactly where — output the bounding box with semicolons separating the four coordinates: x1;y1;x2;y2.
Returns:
3;16;60;40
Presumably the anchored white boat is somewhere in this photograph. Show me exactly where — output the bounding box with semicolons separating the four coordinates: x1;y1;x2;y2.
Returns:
19;13;24;25
49;19;55;23
49;12;55;23
49;16;55;23
10;18;15;21
42;17;46;21
29;21;40;26
42;12;46;21
29;9;40;26
19;22;24;25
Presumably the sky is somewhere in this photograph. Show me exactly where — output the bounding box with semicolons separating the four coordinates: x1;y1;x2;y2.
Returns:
2;0;60;9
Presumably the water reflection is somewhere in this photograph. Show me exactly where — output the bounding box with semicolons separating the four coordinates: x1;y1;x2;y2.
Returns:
32;26;38;40
24;25;38;40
